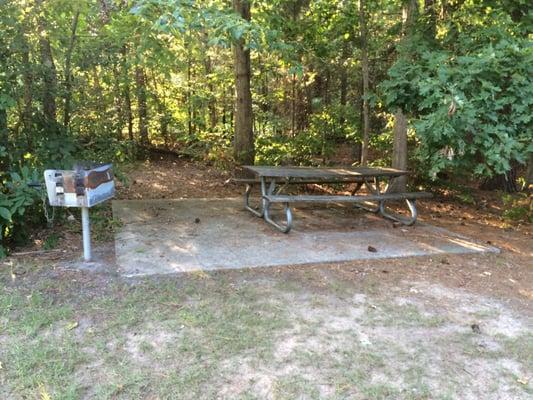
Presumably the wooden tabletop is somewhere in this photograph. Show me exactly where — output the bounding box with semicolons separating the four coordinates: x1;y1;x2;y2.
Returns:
244;166;409;179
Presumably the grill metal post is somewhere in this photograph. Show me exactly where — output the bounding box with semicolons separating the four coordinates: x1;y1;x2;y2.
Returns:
81;206;92;261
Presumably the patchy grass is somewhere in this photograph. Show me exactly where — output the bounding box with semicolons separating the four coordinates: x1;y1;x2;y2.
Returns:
0;264;531;399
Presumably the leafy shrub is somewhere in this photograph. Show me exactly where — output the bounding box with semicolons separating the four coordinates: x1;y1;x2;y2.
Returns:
0;166;42;257
255;129;325;166
502;193;532;223
380;14;533;180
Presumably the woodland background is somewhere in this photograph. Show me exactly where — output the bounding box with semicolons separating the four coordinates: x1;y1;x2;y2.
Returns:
0;0;532;255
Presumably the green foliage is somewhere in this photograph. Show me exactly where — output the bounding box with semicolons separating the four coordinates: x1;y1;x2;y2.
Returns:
0;167;41;257
381;11;533;179
42;233;60;250
255;129;326;166
502;193;532;223
0;0;532;255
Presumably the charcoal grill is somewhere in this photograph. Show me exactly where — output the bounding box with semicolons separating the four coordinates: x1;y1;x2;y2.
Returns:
44;163;115;261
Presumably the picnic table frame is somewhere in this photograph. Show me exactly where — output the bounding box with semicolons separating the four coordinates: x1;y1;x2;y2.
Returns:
241;166;432;233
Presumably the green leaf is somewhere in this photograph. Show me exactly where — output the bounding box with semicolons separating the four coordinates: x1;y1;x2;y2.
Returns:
0;207;11;221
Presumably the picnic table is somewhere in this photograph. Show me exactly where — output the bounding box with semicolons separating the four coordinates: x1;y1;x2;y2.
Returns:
240;166;432;233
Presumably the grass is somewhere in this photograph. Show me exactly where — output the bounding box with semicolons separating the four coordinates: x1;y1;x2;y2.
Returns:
0;263;531;399
0;270;292;399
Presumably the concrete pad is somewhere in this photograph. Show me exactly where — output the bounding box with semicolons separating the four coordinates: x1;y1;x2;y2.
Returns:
112;198;499;277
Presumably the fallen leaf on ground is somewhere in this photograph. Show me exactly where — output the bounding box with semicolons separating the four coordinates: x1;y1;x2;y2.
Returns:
161;302;183;309
66;321;79;330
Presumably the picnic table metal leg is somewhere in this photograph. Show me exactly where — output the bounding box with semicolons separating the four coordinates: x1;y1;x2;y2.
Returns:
261;177;293;233
244;183;263;217
353;177;380;213
263;198;293;233
374;176;418;225
379;198;418;226
350;181;363;195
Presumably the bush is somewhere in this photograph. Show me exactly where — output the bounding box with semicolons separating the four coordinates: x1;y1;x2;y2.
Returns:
0;166;42;257
380;14;533;180
502;193;532;223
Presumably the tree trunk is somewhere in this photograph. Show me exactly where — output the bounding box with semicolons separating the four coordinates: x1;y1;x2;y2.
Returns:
201;31;217;131
480;168;519;193
0;108;7;173
424;0;437;39
112;62;124;138
36;0;57;123
186;50;193;138
390;0;417;187
390;109;408;192
203;45;217;131
21;40;33;134
339;42;348;126
63;10;80;129
526;152;533;190
135;66;149;145
151;76;170;147
403;0;418;34
359;0;370;166
93;67;104;115
121;46;134;141
0;109;7;147
291;73;296;136
232;0;254;166
124;79;134;141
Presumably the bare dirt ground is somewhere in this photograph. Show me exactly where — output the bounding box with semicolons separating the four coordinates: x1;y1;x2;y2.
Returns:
0;155;531;399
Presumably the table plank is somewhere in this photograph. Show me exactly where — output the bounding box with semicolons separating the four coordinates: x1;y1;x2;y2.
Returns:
264;192;432;203
244;166;409;179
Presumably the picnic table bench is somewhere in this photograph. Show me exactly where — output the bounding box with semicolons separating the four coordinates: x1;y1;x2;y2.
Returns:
239;166;432;233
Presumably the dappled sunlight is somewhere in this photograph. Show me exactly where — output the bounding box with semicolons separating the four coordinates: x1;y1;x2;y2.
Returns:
447;237;494;253
112;198;499;277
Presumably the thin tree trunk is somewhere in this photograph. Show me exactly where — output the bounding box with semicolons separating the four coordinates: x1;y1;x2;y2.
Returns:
204;58;217;131
202;32;217;131
124;80;134;141
526;152;533;189
0;109;7;146
480;169;519;193
93;67;104;115
339;42;349;126
121;46;134;140
135;66;149;145
291;73;296;136
186;51;193;138
232;0;254;166
151;75;170;147
424;0;437;39
63;10;80;129
21;41;33;134
390;109;408;191
359;0;370;166
112;62;124;137
0;108;7;172
36;0;57;123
